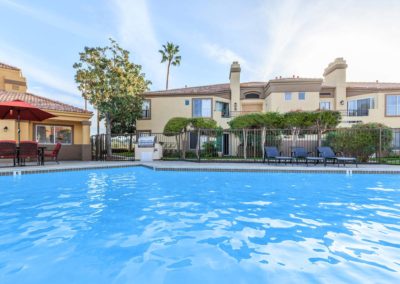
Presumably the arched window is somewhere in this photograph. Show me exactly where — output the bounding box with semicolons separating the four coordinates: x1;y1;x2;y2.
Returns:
245;93;260;99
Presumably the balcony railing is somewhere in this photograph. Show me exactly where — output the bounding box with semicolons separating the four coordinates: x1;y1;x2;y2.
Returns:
341;109;369;117
220;111;259;118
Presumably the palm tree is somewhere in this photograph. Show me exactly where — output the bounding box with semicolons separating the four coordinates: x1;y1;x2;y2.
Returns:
159;42;181;90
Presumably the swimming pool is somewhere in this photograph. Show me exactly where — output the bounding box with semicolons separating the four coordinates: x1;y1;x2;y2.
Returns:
0;167;399;283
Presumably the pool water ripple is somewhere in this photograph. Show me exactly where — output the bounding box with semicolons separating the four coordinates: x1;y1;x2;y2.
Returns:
0;167;400;283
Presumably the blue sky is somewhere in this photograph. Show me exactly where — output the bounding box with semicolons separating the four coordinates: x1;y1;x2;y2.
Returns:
1;0;400;113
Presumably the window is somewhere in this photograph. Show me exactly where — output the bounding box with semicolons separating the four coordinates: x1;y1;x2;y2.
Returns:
298;92;305;100
347;98;374;116
245;93;260;99
319;102;331;110
36;125;72;145
193;99;212;117
185;100;190;106
392;130;400;149
141;100;151;119
284;92;292;101
386;95;400;116
216;101;230;117
189;132;208;150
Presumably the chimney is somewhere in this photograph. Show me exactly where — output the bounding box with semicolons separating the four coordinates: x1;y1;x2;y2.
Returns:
229;61;241;112
323;58;348;111
323;57;347;85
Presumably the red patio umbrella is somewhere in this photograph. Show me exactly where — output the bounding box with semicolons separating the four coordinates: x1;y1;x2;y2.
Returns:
0;100;56;144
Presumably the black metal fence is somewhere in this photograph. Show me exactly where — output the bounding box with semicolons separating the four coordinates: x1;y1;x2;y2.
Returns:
91;128;400;165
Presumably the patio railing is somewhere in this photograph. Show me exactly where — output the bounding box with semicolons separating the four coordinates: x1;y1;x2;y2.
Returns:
91;128;400;165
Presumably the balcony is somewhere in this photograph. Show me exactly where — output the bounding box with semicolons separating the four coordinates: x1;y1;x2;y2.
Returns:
340;109;369;117
220;111;259;118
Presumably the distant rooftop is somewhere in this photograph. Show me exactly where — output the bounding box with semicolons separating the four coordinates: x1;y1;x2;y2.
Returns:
0;62;20;71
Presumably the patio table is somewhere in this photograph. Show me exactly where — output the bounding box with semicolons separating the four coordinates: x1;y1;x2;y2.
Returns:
16;146;46;166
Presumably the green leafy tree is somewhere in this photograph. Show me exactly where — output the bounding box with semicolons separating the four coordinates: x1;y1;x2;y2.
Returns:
228;112;283;159
159;42;181;90
73;38;150;157
163;117;190;158
189;118;218;159
283;111;315;147
311;110;341;146
163;117;218;159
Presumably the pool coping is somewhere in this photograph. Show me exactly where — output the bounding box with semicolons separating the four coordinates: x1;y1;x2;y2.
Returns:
0;161;399;176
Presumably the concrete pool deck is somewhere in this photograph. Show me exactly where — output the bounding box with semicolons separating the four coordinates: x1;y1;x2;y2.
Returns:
0;160;399;176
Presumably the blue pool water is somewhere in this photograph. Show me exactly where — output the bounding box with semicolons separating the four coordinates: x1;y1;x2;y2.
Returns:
0;167;400;283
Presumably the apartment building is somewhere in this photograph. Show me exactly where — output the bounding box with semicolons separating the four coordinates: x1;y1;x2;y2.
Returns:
137;58;400;134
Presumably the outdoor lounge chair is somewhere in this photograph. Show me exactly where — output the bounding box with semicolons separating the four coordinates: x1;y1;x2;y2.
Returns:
0;140;17;166
317;146;357;167
263;146;293;165
291;147;324;166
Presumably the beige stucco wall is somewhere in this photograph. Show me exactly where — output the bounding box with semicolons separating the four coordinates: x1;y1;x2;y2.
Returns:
266;92;320;113
340;92;400;128
136;96;232;133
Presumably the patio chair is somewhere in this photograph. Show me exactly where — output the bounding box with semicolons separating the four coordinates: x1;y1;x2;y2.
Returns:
263;146;293;165
0;140;17;166
317;146;357;167
44;143;62;164
292;147;324;166
19;141;39;166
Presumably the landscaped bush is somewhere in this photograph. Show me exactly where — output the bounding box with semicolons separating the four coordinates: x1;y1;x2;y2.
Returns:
202;141;218;157
324;123;393;162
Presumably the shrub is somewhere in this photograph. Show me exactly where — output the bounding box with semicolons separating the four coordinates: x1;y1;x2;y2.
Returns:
324;123;393;162
163;117;189;135
201;141;218;158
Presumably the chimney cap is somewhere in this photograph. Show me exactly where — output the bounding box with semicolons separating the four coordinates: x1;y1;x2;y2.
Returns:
229;61;241;76
323;57;347;77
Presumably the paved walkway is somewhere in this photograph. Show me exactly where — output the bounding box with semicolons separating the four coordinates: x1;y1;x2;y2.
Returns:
0;160;399;175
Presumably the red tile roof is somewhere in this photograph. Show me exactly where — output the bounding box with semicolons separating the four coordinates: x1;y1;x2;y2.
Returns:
0;90;91;114
0;62;20;71
145;82;269;96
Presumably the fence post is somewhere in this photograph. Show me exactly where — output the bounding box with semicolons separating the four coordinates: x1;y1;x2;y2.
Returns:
197;129;201;162
379;127;382;163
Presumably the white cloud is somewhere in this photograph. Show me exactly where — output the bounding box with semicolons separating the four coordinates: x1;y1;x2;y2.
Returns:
202;42;262;79
111;0;164;90
257;0;400;82
202;42;247;66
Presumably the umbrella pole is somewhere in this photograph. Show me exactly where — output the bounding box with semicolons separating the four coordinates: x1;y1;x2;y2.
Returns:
17;110;21;145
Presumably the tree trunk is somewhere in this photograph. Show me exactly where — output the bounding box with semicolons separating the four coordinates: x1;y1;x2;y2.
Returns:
317;130;322;147
97;109;100;136
291;127;299;148
261;127;266;153
166;61;171;90
182;131;187;159
105;112;112;159
196;129;200;160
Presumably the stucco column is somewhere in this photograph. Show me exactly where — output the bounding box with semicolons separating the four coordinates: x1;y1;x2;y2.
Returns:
80;120;91;161
81;120;91;145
